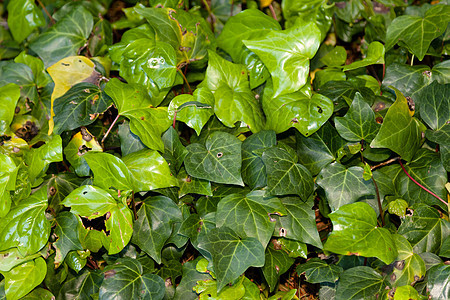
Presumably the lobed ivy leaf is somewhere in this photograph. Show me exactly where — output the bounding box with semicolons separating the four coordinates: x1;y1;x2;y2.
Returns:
334;93;381;142
54;212;83;268
161;127;188;174
0;62;38;103
184;131;244;186
296;258;343;284
317;80;376;110
335;266;388;300
243;20;321;97
216;190;286;248
173;258;213;300
57;270;103;300
343;42;385;71
197;226;265;292
262;243;295;292
99;258;165;300
415;81;449;131
427;264;450;299
324;202;398;264
392;234;426;287
29;5;94;67
385;4;450;61
118;121;147;157
178;168;212;197
132;196;182;264
262;147;314;199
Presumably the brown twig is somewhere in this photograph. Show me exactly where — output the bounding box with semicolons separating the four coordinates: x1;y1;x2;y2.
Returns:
36;0;55;25
268;3;277;21
399;160;448;207
370;157;400;171
177;68;192;94
101;114;120;145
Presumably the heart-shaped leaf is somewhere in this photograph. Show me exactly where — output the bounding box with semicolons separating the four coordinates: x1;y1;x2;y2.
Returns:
58;270;103;300
296;258;343;284
6;0;45;43
262;243;295;292
392;234;426;287
335;266;388;300
343;42;385;71
0;83;20;135
54;212;83;268
184;131;244;186
416;81;449;131
427;264;450;300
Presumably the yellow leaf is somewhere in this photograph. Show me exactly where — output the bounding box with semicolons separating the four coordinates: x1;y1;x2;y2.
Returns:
260;0;273;8
46;56;98;134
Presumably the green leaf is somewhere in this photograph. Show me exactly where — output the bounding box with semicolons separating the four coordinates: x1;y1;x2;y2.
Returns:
432;60;450;84
6;0;45;43
184;131;244;186
118;120;147;157
178;167;212;197
241;130;276;189
426;125;450;146
392;235;426;287
427;263;450;300
216;190;286;248
197;226;265;292
103;203;134;255
0;188;50;256
178;212;216;252
0;248;40;273
262;147;314;199
168;88;215;135
395;149;447;208
161;127;188;174
318;80;376;111
84;152;134;192
29;6;94;67
416;80;449;131
243;20;321;97
316;162;374;211
65;250;87;273
385;4;450;60
262;81;334;136
334;93;381;142
0;83;20;135
0;62;38;103
262;243;295;292
57;270;103;300
370;87;422;161
335;266;388;300
217;9;281;88
122;149;178;192
173;258;214;300
388;199;408;218
324;202;398;264
382;63;432;100
0;153;17;218
398;204;449;254
343;42;385;71
440;236;450;258
0;257;47;300
204;51;264;132
296;258;343;284
54;212;83;268
22;288;54;300
132;196;182;264
104;78;153;113
53;83;112;135
273;197;322;248
393;285;420;300
320;46;347;67
99;258;165;300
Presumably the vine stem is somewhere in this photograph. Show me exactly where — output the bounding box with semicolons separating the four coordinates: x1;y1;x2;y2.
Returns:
101;114;120;144
399;160;448;207
177;67;192;94
36;0;55;25
268;3;278;20
131;191;137;220
372;174;385;226
370;157;400;171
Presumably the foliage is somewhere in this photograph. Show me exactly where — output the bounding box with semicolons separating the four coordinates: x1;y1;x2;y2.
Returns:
0;0;449;299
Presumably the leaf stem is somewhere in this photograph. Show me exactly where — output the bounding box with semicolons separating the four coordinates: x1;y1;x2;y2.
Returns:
101;114;120;145
36;0;55;25
177;67;192;94
399;160;448;207
172;110;177;129
131;191;137;220
410;54;414;66
372;174;385;226
268;3;278;21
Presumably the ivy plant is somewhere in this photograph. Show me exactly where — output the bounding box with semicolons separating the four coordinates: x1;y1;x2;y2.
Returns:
0;0;449;299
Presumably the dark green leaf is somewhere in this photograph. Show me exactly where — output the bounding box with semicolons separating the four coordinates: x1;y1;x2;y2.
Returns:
178;168;212;197
382;63;432;100
262;244;295;292
296;258;343;284
184;131;243;186
335;266;388;300
440;236;450;258
57;270;103;300
118;120;147;157
29;6;94;67
0;62;38;102
427;263;450;299
415;80;449;131
22;288;54;300
54;212;83;268
53;83;112;135
161;127;188;174
318;80;376;110
197;227;265;292
132;196;182;264
324;202;398;264
173;258;213;300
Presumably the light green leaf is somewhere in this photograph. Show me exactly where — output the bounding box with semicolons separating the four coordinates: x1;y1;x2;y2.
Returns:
324;202;398;264
392;235;426;287
343;42;385;71
393;285;421;300
316;162;374;211
274;197;322;248
0;187;50;256
168;87;215;135
398;204;450;254
103;203;133;255
262;147;314;199
122;149;178;192
84;152;134;192
99;258;165;300
0;153;17;218
0;257;46;300
184;131;244;186
62;185;116;219
370;87;422;161
132;196;182;264
0;83;20;135
216;190;286;248
22;288;54;300
57;270;103;300
29;6;93;67
217;9;281;88
54;212;83;268
104;78;153;113
416;81;449;131
6;0;45;43
296;258;343;284
385;4;450;60
262;244;295;292
388;199;408;218
335;266;388;300
197;227;265;292
0;248;40;273
335;93;381;142
53;83;112;135
243;20;321;97
320;46;347;67
204;51;264;132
